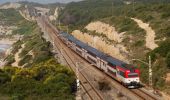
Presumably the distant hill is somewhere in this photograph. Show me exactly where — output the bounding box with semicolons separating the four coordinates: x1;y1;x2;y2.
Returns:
18;1;45;7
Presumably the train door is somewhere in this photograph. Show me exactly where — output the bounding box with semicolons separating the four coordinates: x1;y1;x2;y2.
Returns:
116;67;123;82
96;57;101;68
100;60;107;72
81;49;85;58
83;50;87;59
62;38;68;44
69;42;74;50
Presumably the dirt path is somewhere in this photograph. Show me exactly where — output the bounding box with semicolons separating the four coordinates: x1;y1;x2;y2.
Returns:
12;44;25;67
131;18;158;50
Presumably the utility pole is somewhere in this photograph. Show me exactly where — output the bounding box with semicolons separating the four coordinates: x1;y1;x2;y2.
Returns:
76;62;81;100
131;55;152;88
76;62;80;89
133;0;135;12
75;62;95;99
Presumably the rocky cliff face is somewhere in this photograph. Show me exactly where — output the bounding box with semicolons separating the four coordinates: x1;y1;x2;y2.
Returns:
71;21;129;62
19;5;36;21
85;21;124;43
49;7;60;21
0;2;21;9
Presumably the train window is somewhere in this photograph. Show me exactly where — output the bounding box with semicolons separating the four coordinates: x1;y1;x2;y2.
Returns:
128;73;138;78
119;71;125;77
108;69;116;76
87;56;96;64
108;62;116;69
76;44;82;49
87;51;96;57
76;48;82;55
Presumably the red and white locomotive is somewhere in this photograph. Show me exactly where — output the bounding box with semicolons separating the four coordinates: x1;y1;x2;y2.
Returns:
59;32;140;88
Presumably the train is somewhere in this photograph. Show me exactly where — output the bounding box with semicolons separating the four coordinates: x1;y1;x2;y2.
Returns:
58;32;140;88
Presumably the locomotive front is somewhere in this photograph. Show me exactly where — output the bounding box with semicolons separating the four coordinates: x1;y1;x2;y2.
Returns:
124;68;140;88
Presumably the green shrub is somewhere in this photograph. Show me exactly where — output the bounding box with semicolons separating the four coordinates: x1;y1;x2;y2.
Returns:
153;40;170;57
166;52;170;68
11;40;22;54
5;55;15;66
161;12;170;18
33;51;52;64
18;55;32;66
134;40;145;46
0;71;10;84
0;59;76;99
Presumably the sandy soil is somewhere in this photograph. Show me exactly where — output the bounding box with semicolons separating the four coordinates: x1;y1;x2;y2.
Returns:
166;73;170;83
72;21;129;61
0;39;16;45
85;21;124;43
0;26;17;35
11;44;25;67
161;91;170;100
0;36;20;68
71;30;128;61
131;18;158;50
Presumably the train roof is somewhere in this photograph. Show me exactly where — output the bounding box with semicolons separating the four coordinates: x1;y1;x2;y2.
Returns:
60;32;135;70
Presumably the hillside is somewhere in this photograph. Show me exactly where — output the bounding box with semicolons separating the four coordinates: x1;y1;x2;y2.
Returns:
58;0;170;95
0;6;76;99
0;8;36;35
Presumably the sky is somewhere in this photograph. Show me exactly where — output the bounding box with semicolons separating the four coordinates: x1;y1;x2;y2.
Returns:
0;0;83;4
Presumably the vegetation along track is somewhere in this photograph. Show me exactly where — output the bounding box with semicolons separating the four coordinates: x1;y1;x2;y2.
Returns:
40;16;160;100
40;17;104;100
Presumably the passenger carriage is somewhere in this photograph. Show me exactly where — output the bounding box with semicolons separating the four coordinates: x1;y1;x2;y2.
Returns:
59;32;140;88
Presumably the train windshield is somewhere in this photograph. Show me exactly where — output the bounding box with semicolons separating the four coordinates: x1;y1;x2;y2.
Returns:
128;73;138;78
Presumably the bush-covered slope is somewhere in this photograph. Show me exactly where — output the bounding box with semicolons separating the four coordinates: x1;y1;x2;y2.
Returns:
1;8;76;99
0;9;24;25
0;59;76;100
5;15;52;68
0;8;37;35
6;33;53;67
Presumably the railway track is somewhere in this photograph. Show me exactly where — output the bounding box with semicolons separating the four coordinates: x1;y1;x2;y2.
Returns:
53;37;104;100
39;17;104;100
38;16;161;100
131;88;160;100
